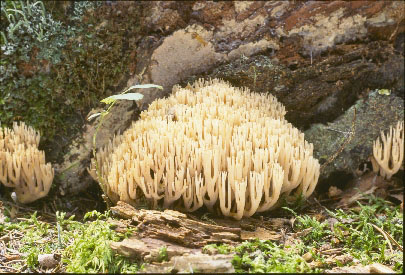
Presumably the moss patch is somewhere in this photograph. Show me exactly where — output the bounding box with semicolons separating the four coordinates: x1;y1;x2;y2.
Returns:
0;1;142;162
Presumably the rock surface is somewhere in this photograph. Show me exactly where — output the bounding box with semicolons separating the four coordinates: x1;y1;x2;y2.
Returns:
56;101;140;195
185;41;403;129
57;1;404;195
305;89;404;182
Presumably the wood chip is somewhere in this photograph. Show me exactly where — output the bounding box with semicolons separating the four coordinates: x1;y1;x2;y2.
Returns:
142;253;235;273
241;227;281;241
369;263;395;273
328;186;343;198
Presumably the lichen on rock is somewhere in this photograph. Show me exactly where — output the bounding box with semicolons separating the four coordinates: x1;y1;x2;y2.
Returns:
305;89;404;181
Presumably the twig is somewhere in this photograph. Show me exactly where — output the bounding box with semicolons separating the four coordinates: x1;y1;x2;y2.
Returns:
321;107;356;171
319;248;343;255
2;200;56;220
0;265;21;272
325;128;351;135
368;223;394;254
313;197;323;209
15;217;31;222
2;201;35;212
5;259;25;264
369;223;403;252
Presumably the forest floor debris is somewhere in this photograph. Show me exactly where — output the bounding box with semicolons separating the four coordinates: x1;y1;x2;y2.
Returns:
0;173;403;273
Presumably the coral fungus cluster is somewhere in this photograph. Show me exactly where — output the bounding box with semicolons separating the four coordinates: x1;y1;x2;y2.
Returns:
372;120;404;179
89;79;320;219
0;122;54;203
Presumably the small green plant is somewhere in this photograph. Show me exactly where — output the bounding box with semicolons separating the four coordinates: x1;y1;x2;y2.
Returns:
157;246;168;262
226;195;402;273
289;212;331;247
1;209;140;273
326;195;403;272
88;84;163;207
203;243;234;255
279;193;308;212
232;239;314;273
61;210;140;273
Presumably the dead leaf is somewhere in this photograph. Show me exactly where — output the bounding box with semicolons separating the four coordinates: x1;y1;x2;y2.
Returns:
337;172;385;208
314;213;326;222
319;243;332;251
330;237;340;245
389;193;404;204
5;254;21;261
293;227;313;238
241;227;281;241
328;186;343;198
323;254;353;267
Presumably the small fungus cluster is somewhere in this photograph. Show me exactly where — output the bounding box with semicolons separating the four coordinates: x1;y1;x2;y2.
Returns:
0;122;54;203
372;120;404;179
89;79;320;219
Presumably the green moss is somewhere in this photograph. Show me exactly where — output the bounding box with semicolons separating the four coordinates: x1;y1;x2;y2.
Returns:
232;239;315;273
157;246;168;263
1;209;140;273
232;195;402;273
0;1;141;161
203;243;234;255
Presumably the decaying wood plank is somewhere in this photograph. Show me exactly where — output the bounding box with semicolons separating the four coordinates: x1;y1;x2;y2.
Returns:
241;227;281;241
111;201;241;248
221;216;290;230
110;236;201;262
110;201;242;261
110;201;286;262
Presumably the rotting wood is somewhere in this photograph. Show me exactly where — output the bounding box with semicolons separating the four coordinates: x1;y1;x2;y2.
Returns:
110;201;240;261
208;215;291;232
110;201;287;261
241;227;280;241
110;236;201;262
110;201;240;248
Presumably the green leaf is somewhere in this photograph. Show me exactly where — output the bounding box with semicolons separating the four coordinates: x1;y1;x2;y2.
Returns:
101;93;144;104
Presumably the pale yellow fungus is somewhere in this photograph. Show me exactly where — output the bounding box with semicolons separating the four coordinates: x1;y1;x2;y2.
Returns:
89;79;320;219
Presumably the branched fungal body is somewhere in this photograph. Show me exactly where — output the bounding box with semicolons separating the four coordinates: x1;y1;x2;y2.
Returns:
89;79;320;220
